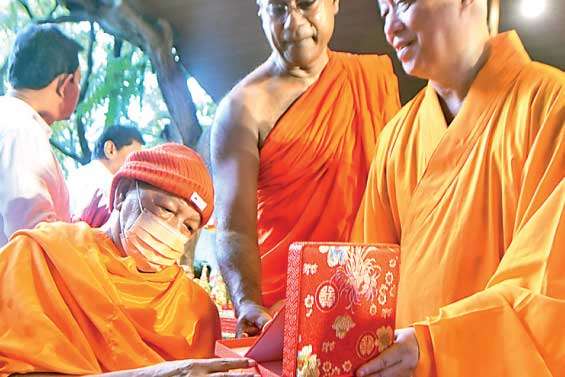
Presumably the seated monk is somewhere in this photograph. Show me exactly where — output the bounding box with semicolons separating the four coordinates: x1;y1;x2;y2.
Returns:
0;144;255;377
211;0;401;337
353;0;564;376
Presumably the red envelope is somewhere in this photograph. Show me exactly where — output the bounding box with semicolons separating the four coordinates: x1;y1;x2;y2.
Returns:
283;243;400;377
215;308;285;376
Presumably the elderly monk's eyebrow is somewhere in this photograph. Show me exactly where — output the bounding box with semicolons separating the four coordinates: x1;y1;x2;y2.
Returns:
187;215;200;224
151;194;180;212
186;217;200;229
154;195;201;222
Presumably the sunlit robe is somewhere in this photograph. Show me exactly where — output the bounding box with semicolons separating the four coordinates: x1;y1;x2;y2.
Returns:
258;51;401;306
0;222;220;376
353;31;565;376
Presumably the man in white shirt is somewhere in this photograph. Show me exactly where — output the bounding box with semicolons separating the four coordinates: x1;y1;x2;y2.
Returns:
67;125;144;221
0;24;82;247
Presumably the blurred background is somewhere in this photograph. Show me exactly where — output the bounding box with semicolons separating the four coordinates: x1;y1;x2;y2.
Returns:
1;0;562;174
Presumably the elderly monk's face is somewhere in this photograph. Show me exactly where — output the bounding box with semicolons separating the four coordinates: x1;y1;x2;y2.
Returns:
258;0;339;67
377;0;471;79
118;182;201;240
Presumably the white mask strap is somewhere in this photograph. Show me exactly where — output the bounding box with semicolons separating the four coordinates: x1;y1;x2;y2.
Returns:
135;181;145;213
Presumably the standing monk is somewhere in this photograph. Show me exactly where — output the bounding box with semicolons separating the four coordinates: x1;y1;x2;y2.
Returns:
353;0;564;376
211;0;400;336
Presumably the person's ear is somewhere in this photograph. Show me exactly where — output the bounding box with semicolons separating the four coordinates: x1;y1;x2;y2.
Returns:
114;179;134;210
104;140;117;160
55;73;74;98
333;0;340;15
461;0;476;9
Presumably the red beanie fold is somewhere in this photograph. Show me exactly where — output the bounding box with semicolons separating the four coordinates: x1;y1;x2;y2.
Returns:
109;143;214;227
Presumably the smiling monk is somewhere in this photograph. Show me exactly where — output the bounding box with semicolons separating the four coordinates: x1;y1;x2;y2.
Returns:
352;1;565;376
211;0;401;338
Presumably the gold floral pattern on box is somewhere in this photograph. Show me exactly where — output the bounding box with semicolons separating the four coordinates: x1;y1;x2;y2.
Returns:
284;243;400;377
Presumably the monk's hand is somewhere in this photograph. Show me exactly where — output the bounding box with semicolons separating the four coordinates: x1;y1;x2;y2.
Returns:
356;327;419;377
235;301;271;338
95;358;258;377
181;358;258;377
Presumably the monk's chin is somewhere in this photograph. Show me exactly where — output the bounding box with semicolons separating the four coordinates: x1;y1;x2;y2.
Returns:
400;60;424;80
283;45;323;67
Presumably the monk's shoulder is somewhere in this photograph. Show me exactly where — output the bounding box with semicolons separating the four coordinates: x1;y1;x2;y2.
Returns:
215;67;271;132
522;61;564;84
0;230;39;262
511;62;564;129
3;222;97;263
333;51;396;80
19;222;98;252
512;62;564;148
515;61;565;99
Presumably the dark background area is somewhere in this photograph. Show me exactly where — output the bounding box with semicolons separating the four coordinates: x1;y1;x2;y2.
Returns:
133;0;564;103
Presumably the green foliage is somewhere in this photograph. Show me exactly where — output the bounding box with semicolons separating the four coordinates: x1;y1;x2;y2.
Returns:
1;0;217;176
76;44;151;127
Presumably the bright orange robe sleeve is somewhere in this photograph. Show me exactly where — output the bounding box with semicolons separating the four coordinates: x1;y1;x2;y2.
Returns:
353;31;565;376
257;51;400;306
0;222;220;376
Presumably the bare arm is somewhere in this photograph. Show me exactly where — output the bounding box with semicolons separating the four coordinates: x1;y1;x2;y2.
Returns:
211;95;271;336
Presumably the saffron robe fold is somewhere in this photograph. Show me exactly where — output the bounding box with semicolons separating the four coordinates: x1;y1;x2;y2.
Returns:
0;222;220;376
258;51;400;307
352;31;564;376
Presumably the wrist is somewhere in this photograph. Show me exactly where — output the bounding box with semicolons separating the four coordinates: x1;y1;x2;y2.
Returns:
235;296;263;315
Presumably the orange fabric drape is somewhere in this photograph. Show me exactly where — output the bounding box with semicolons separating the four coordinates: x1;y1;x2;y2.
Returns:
0;222;220;376
353;31;565;376
258;51;400;307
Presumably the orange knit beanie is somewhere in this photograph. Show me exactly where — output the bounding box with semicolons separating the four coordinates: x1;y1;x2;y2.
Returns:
109;143;214;227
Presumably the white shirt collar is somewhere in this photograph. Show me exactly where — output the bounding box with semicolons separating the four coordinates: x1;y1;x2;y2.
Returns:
4;95;53;138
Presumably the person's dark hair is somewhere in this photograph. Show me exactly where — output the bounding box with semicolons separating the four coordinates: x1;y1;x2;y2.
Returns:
92;125;146;160
8;24;83;90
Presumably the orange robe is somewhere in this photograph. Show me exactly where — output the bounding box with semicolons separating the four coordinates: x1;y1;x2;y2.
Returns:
258;51;400;306
353;31;565;376
0;222;220;376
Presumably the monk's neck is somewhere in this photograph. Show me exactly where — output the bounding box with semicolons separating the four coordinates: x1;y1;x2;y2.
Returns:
270;49;330;86
430;41;490;124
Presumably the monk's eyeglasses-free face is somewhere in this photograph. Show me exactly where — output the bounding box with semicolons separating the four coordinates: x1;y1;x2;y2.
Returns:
262;0;321;23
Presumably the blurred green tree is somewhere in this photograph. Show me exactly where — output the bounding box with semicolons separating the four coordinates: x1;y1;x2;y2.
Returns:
0;0;215;175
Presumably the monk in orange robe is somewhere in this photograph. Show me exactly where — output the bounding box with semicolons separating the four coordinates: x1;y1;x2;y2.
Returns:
352;1;564;376
212;0;400;337
0;144;255;377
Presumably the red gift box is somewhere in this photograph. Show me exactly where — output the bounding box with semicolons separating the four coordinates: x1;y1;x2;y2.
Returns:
283;243;400;377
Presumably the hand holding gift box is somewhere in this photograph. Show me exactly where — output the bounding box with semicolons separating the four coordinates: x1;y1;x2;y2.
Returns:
216;243;400;377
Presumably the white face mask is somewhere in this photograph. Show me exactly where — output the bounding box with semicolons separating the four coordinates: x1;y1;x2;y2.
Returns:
121;182;190;272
